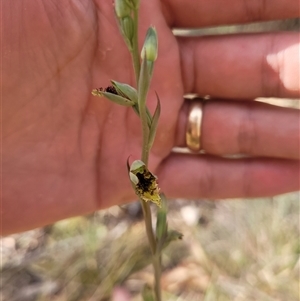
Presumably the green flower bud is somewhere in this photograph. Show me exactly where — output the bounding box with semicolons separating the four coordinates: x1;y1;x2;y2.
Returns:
141;27;158;62
121;16;134;46
111;80;138;103
114;0;131;18
91;86;135;107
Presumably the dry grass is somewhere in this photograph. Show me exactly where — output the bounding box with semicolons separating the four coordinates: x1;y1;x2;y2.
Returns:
1;192;299;301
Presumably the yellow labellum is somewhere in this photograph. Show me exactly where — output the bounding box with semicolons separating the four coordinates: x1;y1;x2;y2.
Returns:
129;160;161;207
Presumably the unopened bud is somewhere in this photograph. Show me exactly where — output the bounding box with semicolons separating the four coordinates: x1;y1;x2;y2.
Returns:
141;27;158;62
114;0;131;18
122;16;134;43
92;86;135;107
111;80;138;103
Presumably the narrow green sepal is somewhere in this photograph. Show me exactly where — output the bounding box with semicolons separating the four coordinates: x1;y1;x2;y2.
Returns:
111;80;138;103
92;89;135;107
148;92;161;149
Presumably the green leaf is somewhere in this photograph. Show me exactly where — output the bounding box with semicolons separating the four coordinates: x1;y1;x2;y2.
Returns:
91;89;135;107
164;230;183;248
130;104;152;129
146;107;152;126
156;193;168;251
148;92;161;150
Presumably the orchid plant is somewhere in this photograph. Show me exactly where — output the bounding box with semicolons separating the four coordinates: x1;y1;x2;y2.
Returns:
92;1;182;300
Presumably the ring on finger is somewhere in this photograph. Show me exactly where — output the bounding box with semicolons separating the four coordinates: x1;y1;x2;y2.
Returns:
186;100;204;152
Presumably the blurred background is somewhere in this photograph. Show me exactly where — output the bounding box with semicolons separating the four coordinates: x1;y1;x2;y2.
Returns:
1;18;299;301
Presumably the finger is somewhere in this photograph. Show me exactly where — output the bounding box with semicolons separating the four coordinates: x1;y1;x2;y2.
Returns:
162;0;300;27
157;154;300;199
178;32;300;98
175;100;300;159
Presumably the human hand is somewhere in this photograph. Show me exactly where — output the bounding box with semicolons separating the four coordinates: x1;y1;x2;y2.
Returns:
3;0;299;234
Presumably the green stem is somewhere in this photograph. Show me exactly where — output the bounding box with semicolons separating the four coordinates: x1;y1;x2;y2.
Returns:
140;109;150;165
131;9;140;85
140;200;156;255
131;7;161;301
138;85;155;269
153;255;162;301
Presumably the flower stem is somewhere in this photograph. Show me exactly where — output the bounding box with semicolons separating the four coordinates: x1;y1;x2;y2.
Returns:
128;5;162;301
131;9;140;85
153;254;162;301
140;201;156;254
140;104;150;166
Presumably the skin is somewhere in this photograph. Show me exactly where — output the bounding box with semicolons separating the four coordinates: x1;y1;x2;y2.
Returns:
2;0;300;235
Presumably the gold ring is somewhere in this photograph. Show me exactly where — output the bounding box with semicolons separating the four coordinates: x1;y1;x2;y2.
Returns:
186;101;204;152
